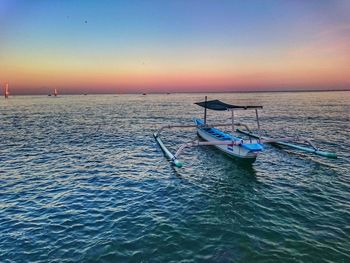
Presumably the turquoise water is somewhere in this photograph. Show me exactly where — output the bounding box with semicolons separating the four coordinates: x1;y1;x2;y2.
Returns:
1;91;349;262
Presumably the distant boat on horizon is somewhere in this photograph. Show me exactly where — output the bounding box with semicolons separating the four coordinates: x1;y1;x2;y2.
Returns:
4;82;9;99
54;88;58;97
142;93;147;95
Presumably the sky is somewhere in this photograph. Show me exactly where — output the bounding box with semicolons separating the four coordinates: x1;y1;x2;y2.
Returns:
0;0;349;94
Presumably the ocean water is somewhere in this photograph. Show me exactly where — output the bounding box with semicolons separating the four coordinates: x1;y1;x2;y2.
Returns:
0;91;349;262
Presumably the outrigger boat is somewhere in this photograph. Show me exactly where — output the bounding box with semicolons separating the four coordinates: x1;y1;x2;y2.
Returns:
154;97;337;168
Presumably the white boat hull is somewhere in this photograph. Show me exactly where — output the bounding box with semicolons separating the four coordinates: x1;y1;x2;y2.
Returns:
197;128;258;163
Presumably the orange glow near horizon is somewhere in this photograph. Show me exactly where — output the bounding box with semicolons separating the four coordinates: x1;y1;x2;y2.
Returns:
2;45;349;94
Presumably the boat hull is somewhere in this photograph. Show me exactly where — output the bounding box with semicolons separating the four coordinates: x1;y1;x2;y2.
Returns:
196;128;258;163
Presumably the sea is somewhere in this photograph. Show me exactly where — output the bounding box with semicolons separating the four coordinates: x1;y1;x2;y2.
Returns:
0;91;349;262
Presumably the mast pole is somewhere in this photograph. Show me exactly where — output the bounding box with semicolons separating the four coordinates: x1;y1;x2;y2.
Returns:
204;96;207;125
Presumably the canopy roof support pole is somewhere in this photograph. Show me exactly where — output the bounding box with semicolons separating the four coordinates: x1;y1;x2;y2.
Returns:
231;109;234;137
255;109;261;140
204;96;207;125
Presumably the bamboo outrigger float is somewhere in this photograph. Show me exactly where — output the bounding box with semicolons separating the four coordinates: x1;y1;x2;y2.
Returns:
154;97;337;168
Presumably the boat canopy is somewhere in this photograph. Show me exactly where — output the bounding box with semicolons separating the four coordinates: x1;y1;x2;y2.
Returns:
195;99;262;111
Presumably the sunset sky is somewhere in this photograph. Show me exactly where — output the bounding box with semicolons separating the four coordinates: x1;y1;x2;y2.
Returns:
1;0;349;94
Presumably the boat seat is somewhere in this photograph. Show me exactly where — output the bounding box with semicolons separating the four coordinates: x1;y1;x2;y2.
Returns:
242;143;263;152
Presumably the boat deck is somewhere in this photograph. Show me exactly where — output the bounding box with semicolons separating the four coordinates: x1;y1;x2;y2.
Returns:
194;118;263;152
195;119;239;141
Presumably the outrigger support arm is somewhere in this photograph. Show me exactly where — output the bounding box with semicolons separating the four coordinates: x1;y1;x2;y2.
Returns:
177;132;335;160
260;136;309;144
174;139;242;159
155;122;252;137
173;136;311;160
236;129;337;158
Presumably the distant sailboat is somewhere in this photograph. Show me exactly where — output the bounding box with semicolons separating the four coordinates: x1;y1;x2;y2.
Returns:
4;82;9;99
54;88;58;97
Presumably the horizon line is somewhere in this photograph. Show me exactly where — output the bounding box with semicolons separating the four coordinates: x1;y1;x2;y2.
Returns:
4;88;350;96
